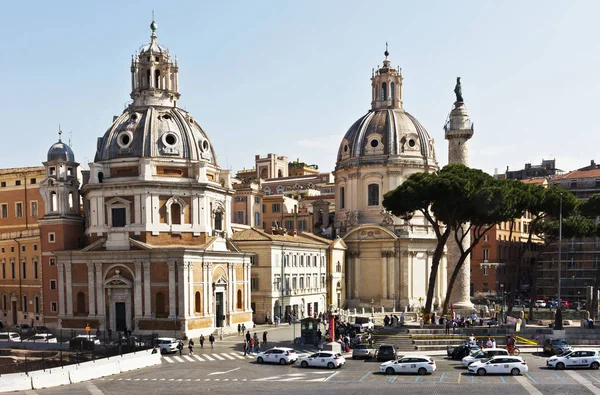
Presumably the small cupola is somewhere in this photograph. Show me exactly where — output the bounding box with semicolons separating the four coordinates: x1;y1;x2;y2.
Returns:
370;43;403;110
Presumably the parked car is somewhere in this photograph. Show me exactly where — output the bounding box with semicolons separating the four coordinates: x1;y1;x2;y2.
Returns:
447;343;481;360
256;347;298;365
352;344;376;360
547;349;600;370
34;326;52;334
23;333;57;343
299;351;345;369
73;334;101;345
380;355;436;375
0;332;21;342
461;348;510;367
376;344;397;362
155;337;178;354
352;317;374;333
534;300;547;308
543;339;572;355
12;324;34;337
468;356;528;376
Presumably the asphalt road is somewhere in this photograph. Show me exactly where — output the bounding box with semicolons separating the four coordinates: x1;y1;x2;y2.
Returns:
17;325;600;395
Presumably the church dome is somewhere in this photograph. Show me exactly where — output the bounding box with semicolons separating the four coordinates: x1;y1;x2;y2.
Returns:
336;108;435;166
47;140;75;162
94;106;217;164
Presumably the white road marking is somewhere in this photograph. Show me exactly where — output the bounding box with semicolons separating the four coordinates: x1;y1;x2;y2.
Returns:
163;357;174;363
193;354;204;361
208;367;241;376
212;354;226;361
514;375;543;395
183;355;195;362
232;353;246;359
253;376;283;381
86;383;104;395
221;353;235;360
203;354;215;361
566;371;600;394
173;356;184;362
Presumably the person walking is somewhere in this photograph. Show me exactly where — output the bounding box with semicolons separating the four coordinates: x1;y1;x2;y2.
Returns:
241;323;246;334
316;328;322;344
262;331;268;348
188;339;194;354
245;330;251;343
209;334;215;349
177;340;184;356
243;340;248;356
249;337;255;354
253;333;259;353
199;334;205;348
237;324;241;335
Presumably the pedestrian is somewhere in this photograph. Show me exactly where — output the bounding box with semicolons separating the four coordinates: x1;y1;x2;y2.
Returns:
241;323;246;334
486;337;493;348
253;333;259;353
199;334;205;348
589;317;595;329
238;323;241;335
262;331;268;347
400;311;406;326
256;339;260;353
266;314;270;324
209;334;215;348
316;328;322;344
243;340;248;356
151;346;158;354
188;339;194;354
384;315;390;326
246;330;251;343
491;338;497;348
177;340;184;356
445;319;450;335
95;327;100;338
107;327;112;340
249;337;255;354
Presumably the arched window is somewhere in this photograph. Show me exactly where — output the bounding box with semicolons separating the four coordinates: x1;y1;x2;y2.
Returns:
156;292;166;315
171;203;181;225
146;70;151;88
98;172;104;183
381;82;387;100
391;82;395;101
340;187;345;209
260;168;268;179
68;192;74;210
278;169;283;178
367;184;379;206
76;292;86;315
155;70;161;89
214;210;223;231
195;291;201;313
50;192;57;212
237;289;242;309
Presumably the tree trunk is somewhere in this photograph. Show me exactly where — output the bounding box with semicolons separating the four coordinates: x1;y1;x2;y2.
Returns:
443;254;467;315
424;230;450;316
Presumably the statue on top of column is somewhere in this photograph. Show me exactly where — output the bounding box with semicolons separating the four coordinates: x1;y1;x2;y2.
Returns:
454;77;464;103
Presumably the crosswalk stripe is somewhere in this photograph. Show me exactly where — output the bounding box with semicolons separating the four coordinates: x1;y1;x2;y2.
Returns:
221;353;235;360
213;354;226;361
173;356;184;362
203;354;215;361
183;355;195;362
232;353;246;359
163;357;174;363
246;355;255;359
193;355;204;361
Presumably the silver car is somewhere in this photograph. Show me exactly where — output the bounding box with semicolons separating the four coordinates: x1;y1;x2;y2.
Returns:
352;344;375;359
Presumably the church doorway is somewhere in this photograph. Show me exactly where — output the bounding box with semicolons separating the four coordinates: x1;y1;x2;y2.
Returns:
115;302;126;332
215;292;224;327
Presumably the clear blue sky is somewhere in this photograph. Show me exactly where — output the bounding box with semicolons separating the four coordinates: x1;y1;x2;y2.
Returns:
2;1;599;175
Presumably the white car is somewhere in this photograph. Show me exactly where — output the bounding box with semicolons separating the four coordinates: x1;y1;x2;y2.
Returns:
0;332;21;342
546;349;600;370
74;334;101;345
256;347;298;365
468;356;528;376
23;333;57;343
155;337;178;354
299;351;345;369
380;355;436;375
461;348;509;367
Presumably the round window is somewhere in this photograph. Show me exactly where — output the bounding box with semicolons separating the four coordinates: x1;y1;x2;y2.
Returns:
408;139;416;147
164;133;177;146
370;139;379;148
202;140;209;152
117;131;133;148
344;144;348;153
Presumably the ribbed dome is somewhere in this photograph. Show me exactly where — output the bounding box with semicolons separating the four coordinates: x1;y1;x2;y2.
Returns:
94;106;217;164
336;108;436;168
47;141;75;162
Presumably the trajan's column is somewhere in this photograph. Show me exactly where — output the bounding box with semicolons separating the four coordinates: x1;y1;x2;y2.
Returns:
444;77;475;312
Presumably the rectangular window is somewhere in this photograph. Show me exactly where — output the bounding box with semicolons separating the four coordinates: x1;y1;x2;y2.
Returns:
482;249;489;261
272;203;281;213
298;220;306;231
1;204;7;218
250;278;259;291
30;201;38;218
255;197;260;204
0;182;5;187
483;234;488;242
299;277;304;289
2;294;6;310
15;180;21;186
22;261;26;279
292;277;297;290
482;266;489;276
254;212;260;227
235;210;245;224
51;302;57;312
34;260;38;279
34;295;39;313
49;258;55;266
49;167;56;175
111;207;126;227
483;283;489;293
367;184;379;206
1;262;4;279
50;280;56;290
11;261;15;279
48;233;55;243
262;204;266;213
33;244;38;251
250;255;258;266
321;275;326;288
22;295;27;313
285;220;293;230
307;276;311;289
340;187;345;209
30;178;36;184
21;245;25;252
10;246;14;253
300;256;304;267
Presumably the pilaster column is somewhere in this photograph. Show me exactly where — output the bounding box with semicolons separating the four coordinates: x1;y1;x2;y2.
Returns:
188;262;194;316
178;261;188;319
381;252;388;300
65;262;73;316
389;252;396;301
143;261;151;317
354;253;360;300
95;263;104;318
203;263;208;315
207;263;213;315
87;262;96;316
408;252;414;301
57;262;65;316
168;260;176;319
245;263;250;311
134;261;142;318
232;262;237;310
228;263;234;315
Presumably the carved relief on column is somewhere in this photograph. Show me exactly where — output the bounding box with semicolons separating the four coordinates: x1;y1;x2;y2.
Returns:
143;261;151;317
134;261;143;318
95;263;104;318
57;262;65;316
87;262;96;316
65;262;73;316
168;260;177;319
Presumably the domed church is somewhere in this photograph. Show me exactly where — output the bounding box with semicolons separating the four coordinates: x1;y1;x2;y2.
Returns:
334;48;448;311
38;20;253;336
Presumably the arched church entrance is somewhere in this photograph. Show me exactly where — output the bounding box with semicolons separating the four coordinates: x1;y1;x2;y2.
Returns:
213;274;228;328
104;268;133;333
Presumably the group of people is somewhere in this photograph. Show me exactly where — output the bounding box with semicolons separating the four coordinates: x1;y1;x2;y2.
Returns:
176;334;216;355
242;330;268;355
383;313;405;327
